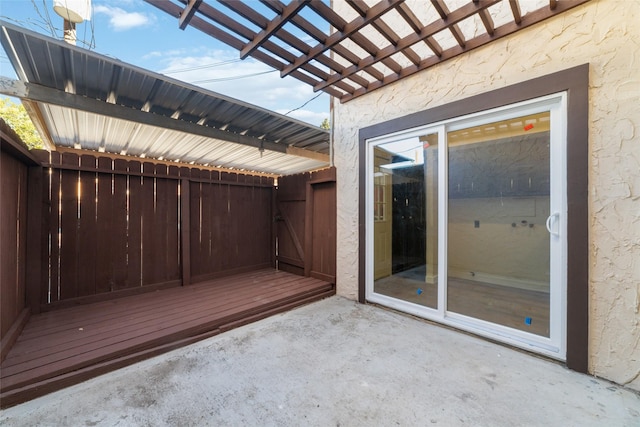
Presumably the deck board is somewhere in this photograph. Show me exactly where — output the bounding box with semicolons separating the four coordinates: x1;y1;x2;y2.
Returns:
0;269;334;407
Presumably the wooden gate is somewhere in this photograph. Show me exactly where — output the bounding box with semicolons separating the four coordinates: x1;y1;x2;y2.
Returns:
276;167;336;283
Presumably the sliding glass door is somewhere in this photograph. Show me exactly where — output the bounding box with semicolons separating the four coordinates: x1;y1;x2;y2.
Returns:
366;94;567;359
372;132;439;309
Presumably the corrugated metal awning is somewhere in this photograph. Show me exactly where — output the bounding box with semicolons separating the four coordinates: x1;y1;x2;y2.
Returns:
0;21;330;175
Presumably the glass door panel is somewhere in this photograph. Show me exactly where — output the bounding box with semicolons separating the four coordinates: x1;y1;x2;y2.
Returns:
446;112;551;337
372;133;439;308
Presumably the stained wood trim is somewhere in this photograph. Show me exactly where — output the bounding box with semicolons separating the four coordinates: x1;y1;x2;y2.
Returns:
358;64;589;372
0;309;29;363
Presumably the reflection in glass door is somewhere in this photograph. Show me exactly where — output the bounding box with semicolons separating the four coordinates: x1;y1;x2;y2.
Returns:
446;113;551;337
373;133;439;308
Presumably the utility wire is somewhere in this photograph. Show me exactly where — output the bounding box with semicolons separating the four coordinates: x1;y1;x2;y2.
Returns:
164;58;243;74
191;69;277;84
284;92;323;116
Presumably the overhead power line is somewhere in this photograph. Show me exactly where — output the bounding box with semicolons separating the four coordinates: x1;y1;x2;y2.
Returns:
284;93;323;116
191;69;277;84
163;59;243;74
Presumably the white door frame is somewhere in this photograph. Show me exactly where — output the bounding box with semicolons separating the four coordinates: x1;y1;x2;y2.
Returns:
365;92;568;360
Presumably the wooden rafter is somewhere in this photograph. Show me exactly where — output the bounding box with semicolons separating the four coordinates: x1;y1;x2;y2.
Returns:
306;1;403;75
349;1;421;66
144;0;592;103
179;0;202;30
282;0;405;78
239;0;309;59
314;0;501;93
509;0;522;25
431;0;466;48
478;8;495;36
397;3;442;57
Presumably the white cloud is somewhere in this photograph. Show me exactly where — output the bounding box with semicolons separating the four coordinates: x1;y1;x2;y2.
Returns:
155;51;330;125
93;5;153;31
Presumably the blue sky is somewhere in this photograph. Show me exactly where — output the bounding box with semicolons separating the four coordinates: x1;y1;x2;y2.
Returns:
0;0;330;126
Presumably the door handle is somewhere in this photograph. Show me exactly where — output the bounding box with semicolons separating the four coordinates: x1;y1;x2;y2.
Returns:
546;212;560;237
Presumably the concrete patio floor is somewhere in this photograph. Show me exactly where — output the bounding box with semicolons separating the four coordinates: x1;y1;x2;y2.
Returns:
1;296;638;426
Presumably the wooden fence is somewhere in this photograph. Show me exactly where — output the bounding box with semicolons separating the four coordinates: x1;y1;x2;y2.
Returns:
277;168;336;283
1;122;39;361
1;151;28;338
32;150;275;310
2;142;335;346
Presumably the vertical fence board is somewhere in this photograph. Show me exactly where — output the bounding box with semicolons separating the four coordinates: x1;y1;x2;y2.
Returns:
26;166;44;314
157;165;180;281
189;180;202;277
59;153;79;300
141;163;156;285
112;159;129;288
209;183;224;274
77;155;97;296
259;187;273;266
46;154;61;304
126;161;142;289
95;157;114;294
203;180;214;276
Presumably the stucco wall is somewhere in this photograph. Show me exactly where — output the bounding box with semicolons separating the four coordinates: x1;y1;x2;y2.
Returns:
332;0;640;390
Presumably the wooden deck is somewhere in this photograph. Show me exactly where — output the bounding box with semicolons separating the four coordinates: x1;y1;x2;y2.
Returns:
0;269;334;408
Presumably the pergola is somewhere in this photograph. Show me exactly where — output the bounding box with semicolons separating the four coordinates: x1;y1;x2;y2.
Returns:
145;0;590;103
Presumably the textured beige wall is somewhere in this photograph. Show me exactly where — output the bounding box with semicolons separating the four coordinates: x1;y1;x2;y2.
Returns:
332;0;640;390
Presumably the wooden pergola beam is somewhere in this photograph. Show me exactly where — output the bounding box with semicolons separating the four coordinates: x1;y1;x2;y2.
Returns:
315;0;500;93
431;0;466;48
350;1;421;66
281;0;405;77
397;3;442;57
509;0;522;25
478;8;495;36
146;0;593;102
179;0;202;30
239;0;309;59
